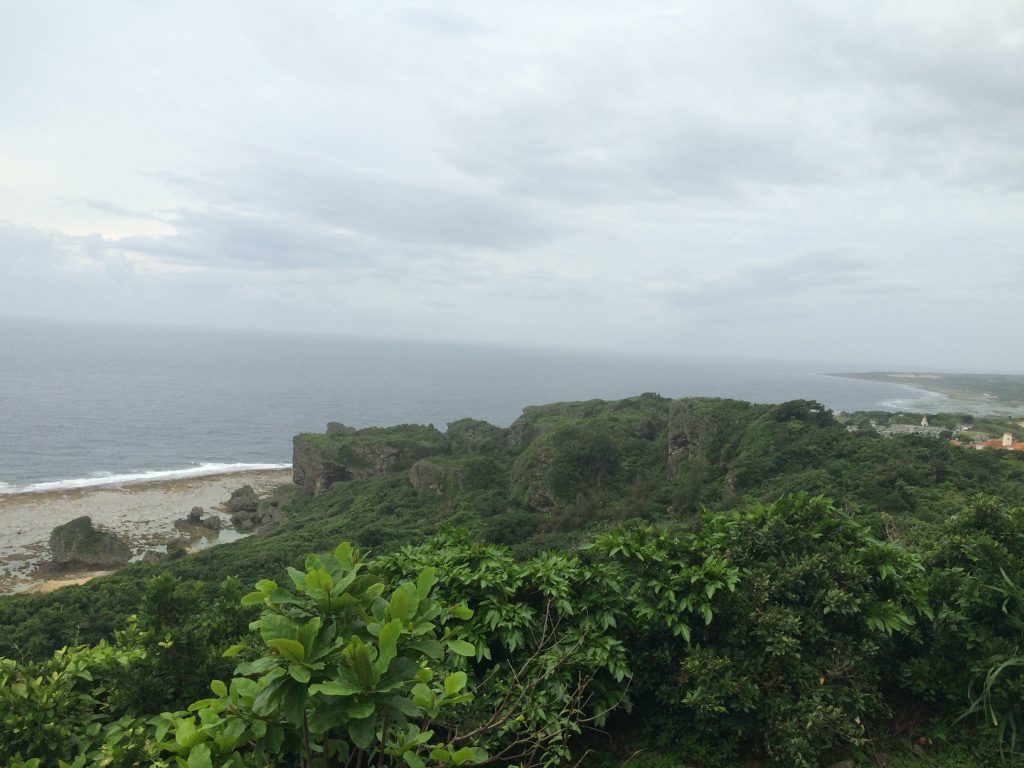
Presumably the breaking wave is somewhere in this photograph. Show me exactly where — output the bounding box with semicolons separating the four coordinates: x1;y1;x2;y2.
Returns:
0;463;291;496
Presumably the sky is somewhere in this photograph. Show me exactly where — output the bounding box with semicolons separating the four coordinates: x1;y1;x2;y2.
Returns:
1;1;1022;371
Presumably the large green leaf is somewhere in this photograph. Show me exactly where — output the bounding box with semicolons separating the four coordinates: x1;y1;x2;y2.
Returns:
447;639;475;657
351;637;378;689
334;541;354;567
186;743;212;768
444;671;468;696
307;568;334;594
390;584;418;623
296;616;322;659
416;567;438;599
408;638;443;660
382;693;422;718
346;699;376;719
259;613;296;644
281;681;308;726
307;704;350;735
287;566;307;591
269;638;306;663
375;618;403;675
348;716;375;750
310;678;362;697
252;674;287;717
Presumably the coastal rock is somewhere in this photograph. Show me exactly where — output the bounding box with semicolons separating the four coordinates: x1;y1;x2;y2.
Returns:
232;513;255;531
326;421;358;435
202;515;223;531
292;437;352;494
225;485;259;514
188;506;204;522
292;423;446;495
49;516;131;569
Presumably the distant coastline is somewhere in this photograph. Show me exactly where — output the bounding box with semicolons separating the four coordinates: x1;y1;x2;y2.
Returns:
827;372;1024;415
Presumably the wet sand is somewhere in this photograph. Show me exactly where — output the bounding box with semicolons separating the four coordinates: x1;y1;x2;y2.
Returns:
0;468;293;593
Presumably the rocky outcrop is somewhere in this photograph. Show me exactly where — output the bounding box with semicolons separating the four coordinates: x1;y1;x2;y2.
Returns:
292;423;445;495
49;516;131;569
408;459;465;494
667;400;711;480
409;459;444;493
326;422;358;435
224;485;283;532
225;485;259;514
446;419;506;454
292;437;353;494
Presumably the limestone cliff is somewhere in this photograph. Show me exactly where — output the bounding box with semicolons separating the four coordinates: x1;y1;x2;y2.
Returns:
292;436;355;494
292;422;446;495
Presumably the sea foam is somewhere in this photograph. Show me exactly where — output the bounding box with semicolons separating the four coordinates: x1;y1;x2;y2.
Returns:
0;463;292;496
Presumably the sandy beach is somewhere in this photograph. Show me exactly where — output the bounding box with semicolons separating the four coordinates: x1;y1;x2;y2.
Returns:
0;468;293;593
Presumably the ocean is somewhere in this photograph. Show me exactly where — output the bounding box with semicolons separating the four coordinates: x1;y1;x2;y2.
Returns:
0;319;950;494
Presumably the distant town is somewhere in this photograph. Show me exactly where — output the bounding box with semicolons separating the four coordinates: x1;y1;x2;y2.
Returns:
839;412;1024;452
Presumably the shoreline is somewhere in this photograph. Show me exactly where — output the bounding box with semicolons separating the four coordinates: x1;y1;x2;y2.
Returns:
0;462;292;496
822;373;1024;417
0;467;293;594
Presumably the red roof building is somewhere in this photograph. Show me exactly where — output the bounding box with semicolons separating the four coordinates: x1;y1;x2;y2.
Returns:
975;432;1024;451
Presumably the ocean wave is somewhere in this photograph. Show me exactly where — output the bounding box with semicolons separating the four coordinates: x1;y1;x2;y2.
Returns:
0;463;292;496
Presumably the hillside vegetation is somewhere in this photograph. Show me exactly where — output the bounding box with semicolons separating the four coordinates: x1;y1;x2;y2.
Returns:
2;395;1024;767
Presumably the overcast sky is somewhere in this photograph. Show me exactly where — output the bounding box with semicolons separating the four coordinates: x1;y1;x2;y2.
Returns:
1;1;1022;370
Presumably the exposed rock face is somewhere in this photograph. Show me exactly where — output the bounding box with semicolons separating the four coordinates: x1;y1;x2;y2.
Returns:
225;485;259;514
326;421;358;435
409;459;465;494
667;400;711;480
292;437;353;494
202;515;223;531
409;459;444;493
507;414;542;450
49;516;131;569
446;419;506;454
223;485;284;532
292;430;423;495
231;512;255;531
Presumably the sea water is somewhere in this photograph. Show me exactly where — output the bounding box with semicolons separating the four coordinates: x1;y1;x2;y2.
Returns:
0;318;947;492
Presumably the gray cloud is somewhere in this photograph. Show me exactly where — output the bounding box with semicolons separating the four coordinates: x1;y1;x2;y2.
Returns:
150;157;556;255
67;198;163;221
0;1;1022;369
655;249;898;314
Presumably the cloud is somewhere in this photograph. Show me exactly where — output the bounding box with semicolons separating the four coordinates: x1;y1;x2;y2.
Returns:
66;198;164;221
652;248;892;314
1;1;1022;369
135;156;557;270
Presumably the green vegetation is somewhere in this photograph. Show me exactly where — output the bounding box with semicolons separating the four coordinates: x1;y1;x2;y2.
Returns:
3;394;1024;766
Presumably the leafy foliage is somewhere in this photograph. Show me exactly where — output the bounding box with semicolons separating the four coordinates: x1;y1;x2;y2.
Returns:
3;394;1024;766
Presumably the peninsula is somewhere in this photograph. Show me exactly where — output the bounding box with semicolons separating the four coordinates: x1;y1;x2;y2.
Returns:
830;371;1024;412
